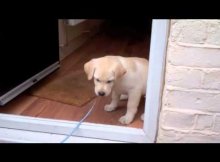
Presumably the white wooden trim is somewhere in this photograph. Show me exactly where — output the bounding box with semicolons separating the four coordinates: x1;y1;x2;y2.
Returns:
0;113;149;143
0;128;123;143
0;19;170;143
143;19;170;142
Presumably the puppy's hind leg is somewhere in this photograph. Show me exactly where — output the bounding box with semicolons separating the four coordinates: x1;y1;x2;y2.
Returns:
141;113;144;121
120;94;128;100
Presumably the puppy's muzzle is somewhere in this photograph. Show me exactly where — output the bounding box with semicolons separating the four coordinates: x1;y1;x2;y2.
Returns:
98;91;105;96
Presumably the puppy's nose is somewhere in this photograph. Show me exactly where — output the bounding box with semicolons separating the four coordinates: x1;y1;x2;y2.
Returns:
98;91;105;96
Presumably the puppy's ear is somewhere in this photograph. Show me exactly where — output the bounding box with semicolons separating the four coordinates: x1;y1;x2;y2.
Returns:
114;63;127;79
84;59;96;80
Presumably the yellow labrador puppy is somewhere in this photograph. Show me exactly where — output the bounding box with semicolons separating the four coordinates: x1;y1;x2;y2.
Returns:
84;56;148;124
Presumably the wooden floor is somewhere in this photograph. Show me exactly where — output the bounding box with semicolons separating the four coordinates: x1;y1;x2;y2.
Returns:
0;25;150;128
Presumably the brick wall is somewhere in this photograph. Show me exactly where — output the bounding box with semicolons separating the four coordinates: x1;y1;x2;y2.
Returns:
157;20;220;143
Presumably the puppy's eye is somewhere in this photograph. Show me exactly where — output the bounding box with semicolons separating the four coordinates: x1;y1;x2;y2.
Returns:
96;79;100;82
107;80;113;84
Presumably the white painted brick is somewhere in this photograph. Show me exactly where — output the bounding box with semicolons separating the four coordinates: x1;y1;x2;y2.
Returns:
203;70;220;90
166;66;220;91
166;65;203;89
157;129;220;143
161;110;195;129
213;115;220;133
157;129;186;143
170;20;184;42
165;89;220;112
206;21;220;46
158;19;220;142
171;20;178;25
167;45;220;68
171;20;207;44
194;114;213;130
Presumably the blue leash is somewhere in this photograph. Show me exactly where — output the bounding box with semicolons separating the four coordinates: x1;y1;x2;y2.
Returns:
60;100;96;143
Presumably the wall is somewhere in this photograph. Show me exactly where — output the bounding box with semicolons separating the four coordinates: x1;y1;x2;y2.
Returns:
67;19;86;26
157;20;220;143
58;19;104;60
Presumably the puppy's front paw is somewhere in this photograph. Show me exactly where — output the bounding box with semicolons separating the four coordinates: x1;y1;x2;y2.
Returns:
119;115;133;125
104;104;116;112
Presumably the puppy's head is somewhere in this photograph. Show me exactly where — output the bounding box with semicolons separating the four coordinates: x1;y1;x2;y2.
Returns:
84;56;126;97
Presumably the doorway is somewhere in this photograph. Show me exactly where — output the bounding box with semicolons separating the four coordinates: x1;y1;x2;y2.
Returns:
0;19;169;143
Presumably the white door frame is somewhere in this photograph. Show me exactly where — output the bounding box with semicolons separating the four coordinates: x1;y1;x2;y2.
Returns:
0;19;170;143
143;19;170;142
